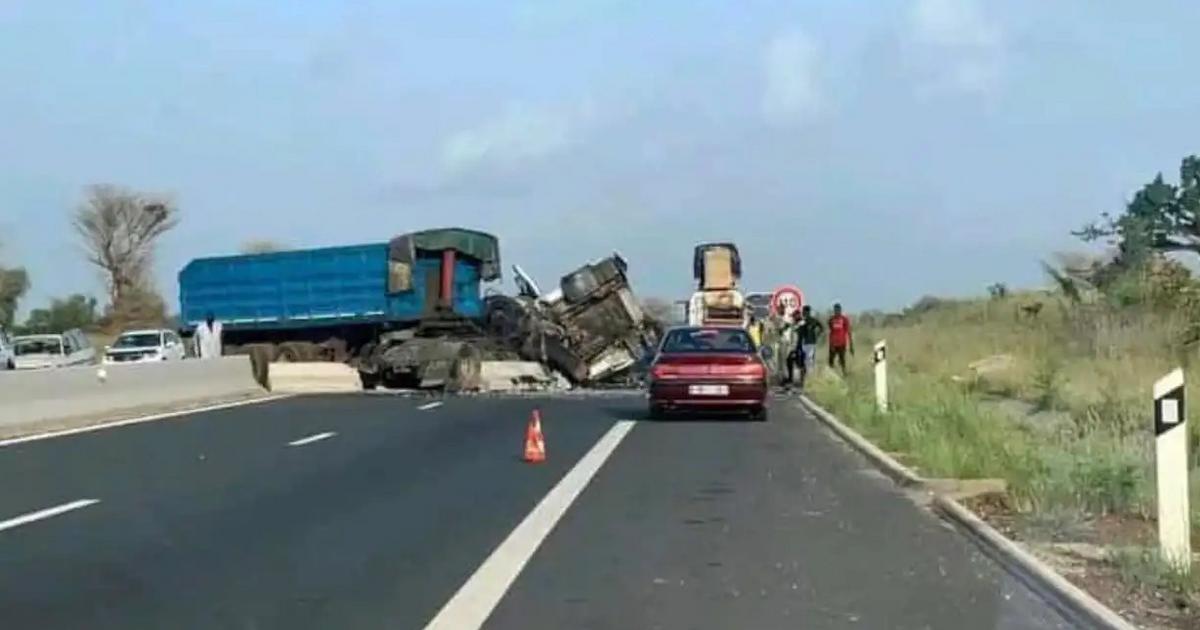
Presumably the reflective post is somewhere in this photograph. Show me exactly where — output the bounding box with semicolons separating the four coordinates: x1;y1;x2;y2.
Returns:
873;340;887;413
1153;368;1190;573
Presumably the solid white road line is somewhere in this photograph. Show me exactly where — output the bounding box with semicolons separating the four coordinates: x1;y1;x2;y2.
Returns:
417;401;444;411
287;431;337;447
0;395;291;448
0;499;101;534
424;420;637;630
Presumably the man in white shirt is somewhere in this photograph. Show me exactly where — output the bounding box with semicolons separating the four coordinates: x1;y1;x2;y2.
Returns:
194;312;223;359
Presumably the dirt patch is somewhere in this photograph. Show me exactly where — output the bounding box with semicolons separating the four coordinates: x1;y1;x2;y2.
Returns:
961;496;1199;630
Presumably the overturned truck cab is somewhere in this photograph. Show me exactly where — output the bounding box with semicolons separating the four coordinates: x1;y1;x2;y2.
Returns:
487;254;658;386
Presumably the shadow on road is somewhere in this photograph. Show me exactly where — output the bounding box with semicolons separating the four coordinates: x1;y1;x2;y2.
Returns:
595;403;764;423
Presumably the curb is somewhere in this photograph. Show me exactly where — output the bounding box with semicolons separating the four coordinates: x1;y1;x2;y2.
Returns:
796;395;1138;630
932;495;1138;630
798;395;923;488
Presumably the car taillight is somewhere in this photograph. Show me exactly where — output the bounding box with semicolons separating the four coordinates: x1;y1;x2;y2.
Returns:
651;363;677;380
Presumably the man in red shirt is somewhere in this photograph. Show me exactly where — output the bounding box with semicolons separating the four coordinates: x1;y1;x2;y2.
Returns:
827;303;854;374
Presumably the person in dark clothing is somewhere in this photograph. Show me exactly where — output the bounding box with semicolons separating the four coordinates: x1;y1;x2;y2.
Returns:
793;305;823;389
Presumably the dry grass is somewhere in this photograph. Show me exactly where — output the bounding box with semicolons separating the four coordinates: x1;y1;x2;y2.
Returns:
809;291;1200;532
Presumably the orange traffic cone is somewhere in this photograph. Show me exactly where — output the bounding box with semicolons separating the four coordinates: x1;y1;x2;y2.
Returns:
524;409;546;463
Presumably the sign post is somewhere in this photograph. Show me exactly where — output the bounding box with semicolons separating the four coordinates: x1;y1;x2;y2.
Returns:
1153;368;1191;573
873;340;888;413
769;286;805;320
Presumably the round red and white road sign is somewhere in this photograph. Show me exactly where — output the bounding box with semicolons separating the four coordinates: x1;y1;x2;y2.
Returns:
770;286;804;318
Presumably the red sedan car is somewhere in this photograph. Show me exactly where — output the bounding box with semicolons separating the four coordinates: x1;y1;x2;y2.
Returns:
647;326;769;421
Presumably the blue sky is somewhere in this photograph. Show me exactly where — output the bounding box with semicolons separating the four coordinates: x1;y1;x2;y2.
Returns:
3;0;1200;315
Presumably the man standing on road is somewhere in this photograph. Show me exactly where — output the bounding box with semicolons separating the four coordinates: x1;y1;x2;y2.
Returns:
194;312;224;359
793;305;823;389
827;303;853;375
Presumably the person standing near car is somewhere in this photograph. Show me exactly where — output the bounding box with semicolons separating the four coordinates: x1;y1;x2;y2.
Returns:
827;303;853;374
793;305;823;389
194;312;224;359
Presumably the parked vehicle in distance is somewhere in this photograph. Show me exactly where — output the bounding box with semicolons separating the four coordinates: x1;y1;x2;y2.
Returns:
0;327;14;370
12;329;96;370
745;292;773;320
647;325;768;421
104;329;186;364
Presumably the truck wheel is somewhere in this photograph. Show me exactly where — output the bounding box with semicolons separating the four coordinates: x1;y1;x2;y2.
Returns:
359;371;380;390
276;344;301;363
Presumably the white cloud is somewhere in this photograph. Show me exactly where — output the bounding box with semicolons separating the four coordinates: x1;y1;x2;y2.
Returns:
906;0;1004;95
441;101;597;174
761;30;824;126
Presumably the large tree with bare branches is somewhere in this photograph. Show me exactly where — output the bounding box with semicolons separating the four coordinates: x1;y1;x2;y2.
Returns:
72;184;178;321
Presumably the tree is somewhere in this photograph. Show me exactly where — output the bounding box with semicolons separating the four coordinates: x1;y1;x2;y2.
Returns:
73;184;178;308
239;240;287;254
0;241;29;328
0;267;28;328
1077;155;1200;263
22;294;98;334
100;285;166;329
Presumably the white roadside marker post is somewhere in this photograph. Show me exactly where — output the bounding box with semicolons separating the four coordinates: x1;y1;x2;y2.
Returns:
1153;368;1191;573
873;340;888;413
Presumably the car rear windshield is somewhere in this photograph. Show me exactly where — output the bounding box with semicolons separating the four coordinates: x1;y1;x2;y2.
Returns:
113;333;161;349
15;339;63;355
661;328;754;353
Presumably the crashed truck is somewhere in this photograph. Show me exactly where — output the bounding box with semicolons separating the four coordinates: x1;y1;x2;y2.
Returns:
177;228;657;391
486;257;659;385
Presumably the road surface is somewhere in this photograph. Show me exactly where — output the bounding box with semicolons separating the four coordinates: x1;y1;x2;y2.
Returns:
0;394;1075;629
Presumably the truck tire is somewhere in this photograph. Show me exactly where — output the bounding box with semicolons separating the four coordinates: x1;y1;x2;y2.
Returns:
274;340;312;360
359;371;380;390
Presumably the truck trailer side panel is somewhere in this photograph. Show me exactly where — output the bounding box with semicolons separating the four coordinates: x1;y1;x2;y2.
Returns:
179;245;484;333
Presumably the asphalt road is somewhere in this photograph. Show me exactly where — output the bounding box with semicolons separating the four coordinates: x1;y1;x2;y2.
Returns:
0;393;1077;629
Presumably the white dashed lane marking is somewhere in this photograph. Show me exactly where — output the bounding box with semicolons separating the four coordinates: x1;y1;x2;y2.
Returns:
287;432;336;447
0;499;101;534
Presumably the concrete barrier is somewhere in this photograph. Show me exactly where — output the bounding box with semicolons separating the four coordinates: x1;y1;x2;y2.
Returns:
267;362;362;394
0;357;266;436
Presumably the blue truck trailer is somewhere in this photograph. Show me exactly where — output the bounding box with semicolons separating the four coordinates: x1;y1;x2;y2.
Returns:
179;228;506;388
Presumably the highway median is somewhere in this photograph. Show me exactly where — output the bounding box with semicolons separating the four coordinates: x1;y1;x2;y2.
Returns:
0;357;274;441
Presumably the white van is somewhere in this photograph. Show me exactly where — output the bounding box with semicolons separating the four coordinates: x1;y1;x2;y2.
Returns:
12;329;96;370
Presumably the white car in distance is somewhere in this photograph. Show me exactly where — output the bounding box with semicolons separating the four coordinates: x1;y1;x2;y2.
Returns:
13;329;97;370
104;329;186;364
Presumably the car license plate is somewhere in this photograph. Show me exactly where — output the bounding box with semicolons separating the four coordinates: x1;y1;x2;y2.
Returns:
689;384;729;396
